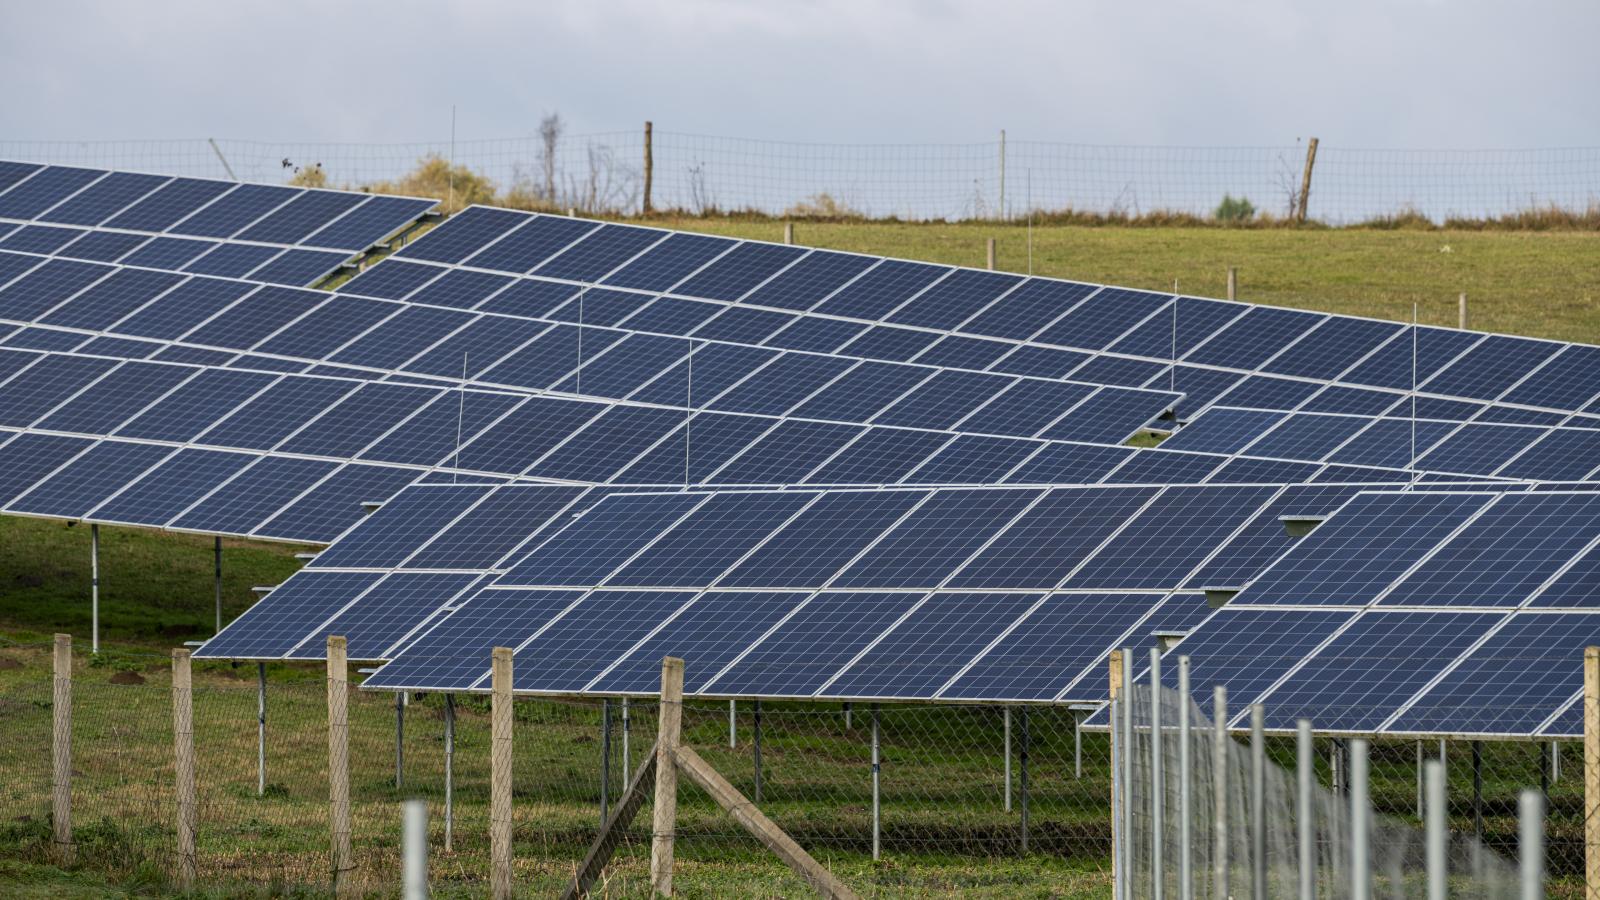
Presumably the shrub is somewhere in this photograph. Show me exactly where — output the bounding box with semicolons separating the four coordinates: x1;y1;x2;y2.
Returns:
1213;194;1256;223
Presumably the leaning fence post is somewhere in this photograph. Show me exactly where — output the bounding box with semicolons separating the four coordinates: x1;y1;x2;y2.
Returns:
491;647;514;900
327;636;352;895
651;657;685;896
172;648;197;890
642;121;654;215
52;633;72;864
1297;137;1319;223
1585;645;1599;897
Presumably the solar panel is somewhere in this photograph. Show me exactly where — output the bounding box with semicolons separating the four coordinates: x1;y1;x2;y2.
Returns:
588;591;811;694
949;487;1158;589
195;570;383;659
496;492;707;587
1065;485;1279;589
287;571;482;661
833;489;1040;588
5;440;175;518
360;588;584;690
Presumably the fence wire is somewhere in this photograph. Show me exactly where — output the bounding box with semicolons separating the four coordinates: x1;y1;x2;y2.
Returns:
2;133;1597;222
0;638;1589;896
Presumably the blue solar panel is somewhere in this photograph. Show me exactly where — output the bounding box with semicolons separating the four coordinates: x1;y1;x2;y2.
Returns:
103;178;233;231
1500;345;1600;410
1420;335;1562;402
1;327;86;352
331;305;473;370
408;485;591;570
589;591;809;694
1070;355;1170;388
834;489;1039;588
546;288;654;327
1159;409;1287;455
1163;366;1248;419
341;258;444;299
111;276;254;340
709;419;861;485
454;397;603;474
531;223;665;282
1412;423;1546;476
1066;485;1278;589
0;162;42;192
0;432;95;506
630;342;776;407
764;315;867;353
1187;485;1361;587
184;243;284;278
302;195;436;251
905;434;1041;484
38;267;182;329
403;315;549;380
1341;326;1482;391
1033;288;1170;350
248;249;350;287
1386;612;1600;736
460;213;598;273
254;463;420;542
195;571;384;659
613;413;773;484
0;225;84;254
113;368;277;441
602;232;733;292
124;237;227;271
618;295;722;335
0;353;117;426
39;172;168;226
1324;418;1457;469
673;241;806;301
196;375;359;450
0;258;113;320
706;353;855;416
1298;385;1402;416
169;455;339;535
789;361;932;422
1262;316;1404;380
824;591;1042;699
838;324;942;361
361;390;524;468
0;166;106;218
1209;375;1321;412
738;250;875;311
874;369;1014;430
548;333;686;398
88;448;256;527
5;440;174;518
1256;610;1504;731
396;206;526;264
1240;491;1495;605
1497;428;1600;481
35;360;196;434
913;334;1014;370
498;492;707;587
719;489;926;588
234;190;364;244
512;590;698;692
703;591;926;698
1242;412;1370;461
964;279;1098;341
1155;608;1356;719
410;269;514;309
1380;493;1600;606
276;382;437;458
690;305;795;344
289;572;481;661
308;485;490;568
1002;442;1131;484
812;259;948;320
363;588;584;690
885;269;1021;330
1105;450;1227;485
1108;297;1243;359
478;324;624;390
1039;387;1172;444
950;487;1158;589
943;593;1163;701
182;285;326;349
806;428;951;484
526;405;685;482
170;184;298;238
56;230;149;263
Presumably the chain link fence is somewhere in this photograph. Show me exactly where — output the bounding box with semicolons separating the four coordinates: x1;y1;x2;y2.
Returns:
3;133;1598;223
0;637;1589;895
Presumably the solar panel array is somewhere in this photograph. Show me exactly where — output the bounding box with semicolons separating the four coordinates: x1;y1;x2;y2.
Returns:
1105;489;1600;738
0;162;436;287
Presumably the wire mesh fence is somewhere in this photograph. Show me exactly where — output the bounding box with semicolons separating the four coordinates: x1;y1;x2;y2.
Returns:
2;133;1598;223
0;637;1589;895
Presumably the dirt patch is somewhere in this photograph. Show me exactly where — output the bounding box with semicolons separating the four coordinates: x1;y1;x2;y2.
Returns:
108;670;146;685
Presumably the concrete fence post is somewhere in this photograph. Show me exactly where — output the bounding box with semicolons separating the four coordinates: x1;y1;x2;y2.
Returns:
491;647;514;900
172;649;197;889
52;633;72;864
327;636;353;895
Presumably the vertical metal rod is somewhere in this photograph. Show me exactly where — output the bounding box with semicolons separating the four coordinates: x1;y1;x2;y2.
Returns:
1250;705;1266;900
1150;649;1165;900
1426;759;1446;900
395;692;405;789
213;536;222;635
1551;741;1559;783
1020;707;1031;855
402;798;428;900
1111;697;1123;900
997;128;1006;220
1004;707;1012;812
844;701;852;729
257;662;266;796
90;524;99;654
600;699;611;824
1351;739;1371;900
728;698;736;749
1213;687;1229;900
621;697;630;778
871;705;881;861
1520;789;1545;900
1121;649;1135;893
1178;657;1192;900
444;694;454;853
753;699;763;804
1297;720;1315;900
1417;740;1425;818
1075;709;1083;779
1473;740;1484;839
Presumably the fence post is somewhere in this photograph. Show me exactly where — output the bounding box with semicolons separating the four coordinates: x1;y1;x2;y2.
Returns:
1020;708;1031;855
1296;137;1319;223
601;699;612;825
1178;657;1192;900
1521;789;1545;900
871;704;881;861
214;536;222;636
1472;740;1484;840
753;700;764;803
327;636;352;895
1227;267;1237;302
1150;649;1164;897
784;222;795;245
396;692;405;789
444;693;455;853
1212;686;1228;900
1250;705;1266;900
1004;707;1012;812
1585;645;1599;897
621;697;630;784
1109;650;1122;898
729;699;736;749
651;657;685;896
51;633;72;864
491;647;513;900
403;799;428;900
642;121;654;215
1426;759;1446;900
1459;292;1469;330
257;662;266;796
172;649;197;890
1351;739;1371;900
997;129;1006;220
90;524;99;654
987;238;997;271
1297;720;1314;900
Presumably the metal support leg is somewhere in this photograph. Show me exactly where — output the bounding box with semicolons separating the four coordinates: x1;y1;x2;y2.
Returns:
257;663;266;796
1075;710;1082;779
871;705;881;861
214;536;222;635
1212;687;1229;900
622;697;630;778
1297;720;1314;900
1150;649;1164;899
1250;705;1266;900
395;692;405;789
844;701;852;730
601;699;611;824
729;698;736;749
444;694;454;853
1004;707;1012;812
1352;739;1371;900
1178;657;1192;900
1020;708;1030;855
90;524;99;654
1473;740;1484;840
753;700;763;804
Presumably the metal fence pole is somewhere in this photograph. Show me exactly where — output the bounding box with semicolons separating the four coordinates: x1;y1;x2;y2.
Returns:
90;524;99;654
257;662;266;796
1004;707;1012;812
871;704;881;861
444;693;454;853
1150;649;1165;900
1178;657;1192;900
1473;740;1484;840
1351;739;1371;900
1426;759;1446;900
621;697;630;778
396;692;405;789
1250;705;1266;900
1020;708;1031;855
213;535;222;636
1297;720;1314;900
601;699;612;824
753;699;763;804
1075;710;1083;779
1122;648;1135;893
1520;789;1545;900
729;698;736;749
403;799;428;900
1111;696;1123;900
1212;687;1228;900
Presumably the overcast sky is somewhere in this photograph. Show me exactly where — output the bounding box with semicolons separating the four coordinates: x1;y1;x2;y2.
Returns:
3;0;1596;149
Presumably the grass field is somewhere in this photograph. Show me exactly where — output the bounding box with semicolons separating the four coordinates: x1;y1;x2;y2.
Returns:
2;222;1596;896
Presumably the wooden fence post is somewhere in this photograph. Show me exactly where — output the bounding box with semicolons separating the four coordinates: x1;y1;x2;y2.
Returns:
784;222;795;245
652;656;685;896
1227;267;1238;302
642;121;654;215
1296;137;1319;223
1584;645;1598;898
327;636;352;895
491;647;514;900
1459;292;1469;330
172;649;197;889
52;633;72;865
986;237;996;271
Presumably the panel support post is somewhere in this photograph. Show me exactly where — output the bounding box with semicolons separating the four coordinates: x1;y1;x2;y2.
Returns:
214;536;223;636
1297;137;1319;223
871;704;881;861
651;657;685;896
52;633;72;865
90;524;100;654
396;691;405;789
1109;650;1123;899
257;662;266;796
491;647;514;900
1004;707;1012;812
1473;740;1484;840
1020;707;1031;855
172;648;197;890
642;121;654;215
601;699;612;825
1212;686;1229;900
444;693;455;853
1584;645;1599;897
327;636;353;895
753;700;764;804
